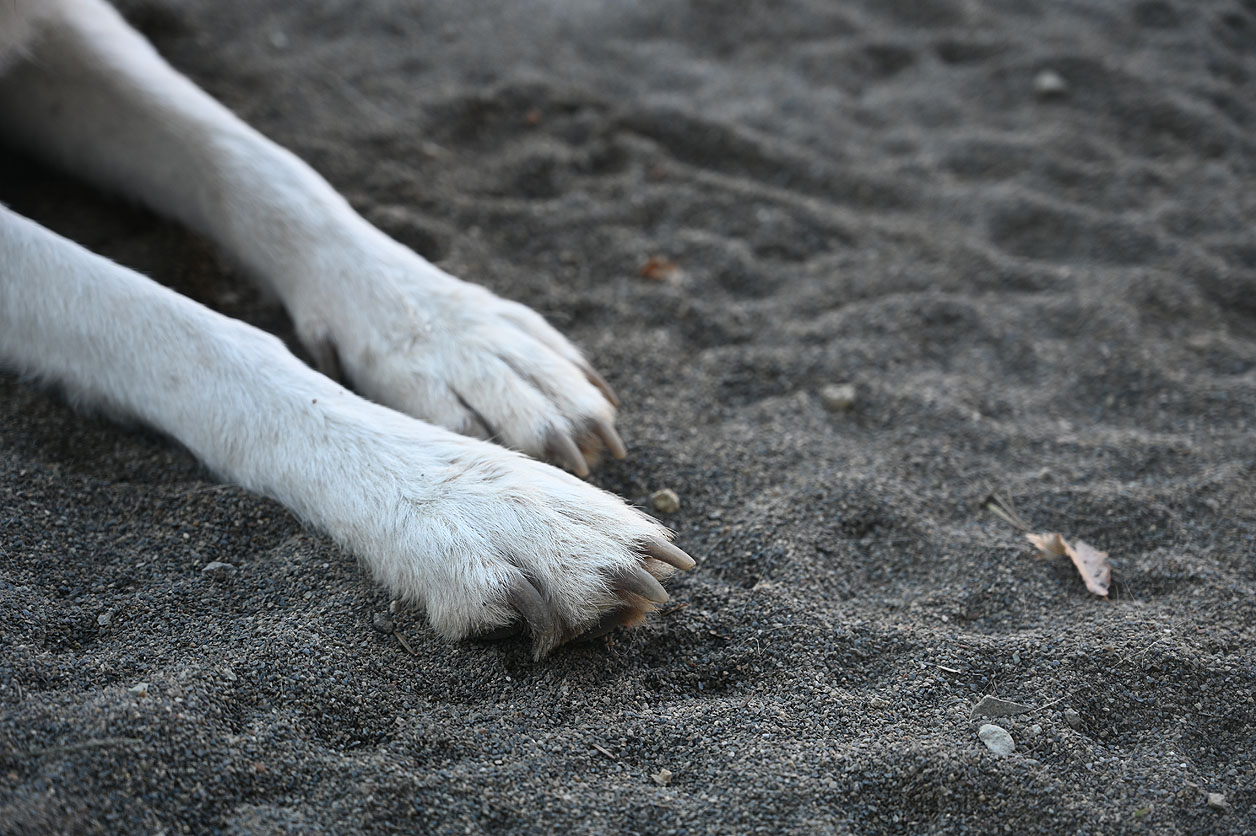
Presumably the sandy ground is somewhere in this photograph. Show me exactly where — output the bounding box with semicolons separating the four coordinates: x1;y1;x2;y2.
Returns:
2;0;1255;833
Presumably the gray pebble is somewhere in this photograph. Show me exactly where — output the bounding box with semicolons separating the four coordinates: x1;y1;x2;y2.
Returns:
971;695;1033;719
1207;792;1228;810
650;488;681;515
129;682;150;698
651;768;673;786
96;610;114;628
201;561;236;578
373;612;395;634
978;723;1015;756
1064;708;1083;730
819;383;857;412
1034;69;1068;97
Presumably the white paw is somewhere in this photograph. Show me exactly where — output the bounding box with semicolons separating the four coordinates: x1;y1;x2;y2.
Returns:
288;232;623;475
303;411;693;657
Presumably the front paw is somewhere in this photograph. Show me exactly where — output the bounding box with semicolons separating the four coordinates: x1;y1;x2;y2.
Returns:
293;245;624;476
338;429;693;657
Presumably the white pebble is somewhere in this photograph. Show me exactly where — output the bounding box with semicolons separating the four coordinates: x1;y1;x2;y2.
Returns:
651;489;681;514
819;383;857;412
1034;69;1068;97
978;723;1015;756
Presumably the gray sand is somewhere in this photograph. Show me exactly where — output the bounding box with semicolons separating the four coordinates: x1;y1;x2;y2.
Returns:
2;0;1254;833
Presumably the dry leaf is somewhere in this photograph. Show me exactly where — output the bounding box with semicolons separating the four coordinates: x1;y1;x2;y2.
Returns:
1027;532;1111;597
1025;531;1067;557
1065;538;1111;598
639;255;679;281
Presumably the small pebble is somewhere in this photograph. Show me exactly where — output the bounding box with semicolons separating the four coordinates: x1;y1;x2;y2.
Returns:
1206;792;1228;810
651;768;673;786
129;682;150;698
868;697;890;709
373;612;395;634
971;695;1033;719
819;383;857;412
1034;69;1068;97
202;561;236;578
651;488;681;514
1064;708;1083;730
97;611;114;628
978;723;1015;756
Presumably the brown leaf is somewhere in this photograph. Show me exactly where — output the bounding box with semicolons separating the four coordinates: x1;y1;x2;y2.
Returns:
1025;531;1067;557
1026;532;1111;597
639;255;679;281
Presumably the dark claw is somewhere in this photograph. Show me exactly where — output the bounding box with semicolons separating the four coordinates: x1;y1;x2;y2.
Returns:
592;416;627;460
452;387;498;441
572;608;626;643
615;566;669;604
507;575;556;639
643;539;696;571
310;337;344;383
582;364;620;408
546;429;590;477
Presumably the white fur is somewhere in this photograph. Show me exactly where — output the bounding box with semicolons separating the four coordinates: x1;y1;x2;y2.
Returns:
0;0;680;655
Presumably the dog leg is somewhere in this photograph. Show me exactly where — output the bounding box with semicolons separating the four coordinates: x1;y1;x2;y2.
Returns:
0;206;693;654
0;0;622;473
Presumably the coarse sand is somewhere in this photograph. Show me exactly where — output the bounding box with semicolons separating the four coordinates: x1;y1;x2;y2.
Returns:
2;1;1254;833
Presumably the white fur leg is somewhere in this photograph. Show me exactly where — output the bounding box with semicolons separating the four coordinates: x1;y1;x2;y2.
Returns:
281;236;626;476
0;207;689;655
0;0;622;473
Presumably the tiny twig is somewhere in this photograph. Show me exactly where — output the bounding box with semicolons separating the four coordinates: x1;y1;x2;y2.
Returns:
1031;696;1067;714
1119;636;1170;666
590;743;617;760
983;491;1032;531
659;602;690;617
394;631;418;656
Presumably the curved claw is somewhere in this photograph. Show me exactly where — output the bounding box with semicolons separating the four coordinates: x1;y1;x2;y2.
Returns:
615;565;669;604
592;416;627;460
643;538;696;571
545;429;590;477
507;575;556;640
582;364;620;408
309;337;344;383
572;608;626;643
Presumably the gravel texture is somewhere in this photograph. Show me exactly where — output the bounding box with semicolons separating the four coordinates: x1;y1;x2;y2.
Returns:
2;0;1255;833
